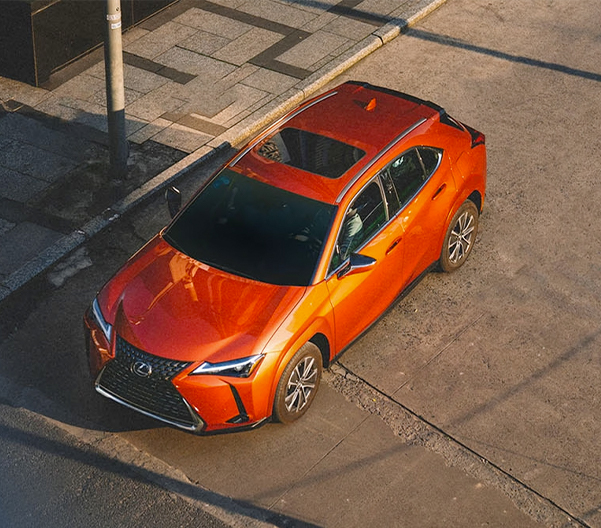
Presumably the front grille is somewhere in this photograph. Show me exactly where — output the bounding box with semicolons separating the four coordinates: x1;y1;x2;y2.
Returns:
96;336;200;429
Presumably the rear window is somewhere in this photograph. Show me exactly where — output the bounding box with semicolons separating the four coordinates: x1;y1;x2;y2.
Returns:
257;127;365;179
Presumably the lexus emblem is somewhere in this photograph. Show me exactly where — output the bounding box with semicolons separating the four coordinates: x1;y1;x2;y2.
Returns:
132;360;152;378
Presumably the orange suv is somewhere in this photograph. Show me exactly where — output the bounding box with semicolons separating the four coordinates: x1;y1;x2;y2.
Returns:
85;82;486;433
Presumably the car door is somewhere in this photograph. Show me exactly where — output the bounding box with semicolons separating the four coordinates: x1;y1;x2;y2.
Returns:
388;147;457;285
325;179;406;351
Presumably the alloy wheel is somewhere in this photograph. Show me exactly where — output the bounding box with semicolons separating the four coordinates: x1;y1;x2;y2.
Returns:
284;356;318;413
448;210;475;264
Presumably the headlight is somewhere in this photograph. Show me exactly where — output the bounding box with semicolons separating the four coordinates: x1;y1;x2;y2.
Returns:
191;354;264;378
91;297;113;342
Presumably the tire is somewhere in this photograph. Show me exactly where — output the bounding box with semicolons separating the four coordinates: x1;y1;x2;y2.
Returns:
439;200;479;272
273;343;322;424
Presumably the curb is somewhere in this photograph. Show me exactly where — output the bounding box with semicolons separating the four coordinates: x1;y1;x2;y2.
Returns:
0;0;447;303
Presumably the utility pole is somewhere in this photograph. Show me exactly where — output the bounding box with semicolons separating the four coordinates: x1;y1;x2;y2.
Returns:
104;0;128;178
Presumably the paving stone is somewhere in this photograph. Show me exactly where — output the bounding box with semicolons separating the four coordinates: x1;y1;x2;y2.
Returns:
125;21;198;60
209;0;246;8
183;82;268;124
125;82;188;122
126;118;172;145
123;64;170;93
309;39;357;72
300;12;338;33
182;87;238;119
212;27;283;66
0;113;96;163
0;77;50;107
0;141;77;183
122;26;151;46
174;8;251;39
241;67;298;94
52;73;106;101
89;86;145;107
223;109;251;128
77;114;147;138
50;95;104;116
154;47;235;78
282;0;339;14
164;63;258;109
0;168;48;202
277;30;350;69
356;0;403;17
84;62;106;80
125;117;149;137
209;84;270;125
179;30;231;56
35;96;82;123
72;111;108;133
242;92;274;116
238;0;318;28
55;98;115;134
321;14;376;40
152;123;213;153
208;86;304;148
213;63;261;91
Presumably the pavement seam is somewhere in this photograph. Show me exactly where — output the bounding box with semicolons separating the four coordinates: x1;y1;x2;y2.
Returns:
390;312;487;395
266;413;371;511
324;364;588;528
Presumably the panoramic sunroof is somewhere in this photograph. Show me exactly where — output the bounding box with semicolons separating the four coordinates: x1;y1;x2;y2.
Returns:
257;127;365;179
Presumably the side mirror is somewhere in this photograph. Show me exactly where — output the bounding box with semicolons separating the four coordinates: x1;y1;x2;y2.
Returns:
165;186;181;219
337;253;376;279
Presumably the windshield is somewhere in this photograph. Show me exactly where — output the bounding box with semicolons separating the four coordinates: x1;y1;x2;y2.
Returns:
164;169;337;286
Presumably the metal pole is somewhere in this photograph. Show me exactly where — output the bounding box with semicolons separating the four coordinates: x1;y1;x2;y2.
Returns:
104;0;128;178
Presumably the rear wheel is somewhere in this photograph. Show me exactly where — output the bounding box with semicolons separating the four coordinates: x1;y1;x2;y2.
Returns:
439;200;479;272
273;343;322;424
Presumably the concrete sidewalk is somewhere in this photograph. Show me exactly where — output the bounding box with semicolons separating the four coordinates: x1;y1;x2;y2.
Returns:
0;0;446;302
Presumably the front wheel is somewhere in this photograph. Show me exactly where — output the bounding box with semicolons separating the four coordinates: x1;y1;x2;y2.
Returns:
439;200;479;272
273;343;322;424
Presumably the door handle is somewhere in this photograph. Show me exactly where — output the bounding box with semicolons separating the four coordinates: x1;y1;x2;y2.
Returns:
432;183;446;200
386;237;402;255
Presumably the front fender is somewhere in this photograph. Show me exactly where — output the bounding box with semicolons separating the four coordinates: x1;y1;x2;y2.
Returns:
261;281;335;416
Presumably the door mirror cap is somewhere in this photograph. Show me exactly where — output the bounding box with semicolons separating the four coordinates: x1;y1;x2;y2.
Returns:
165;186;182;219
337;253;376;279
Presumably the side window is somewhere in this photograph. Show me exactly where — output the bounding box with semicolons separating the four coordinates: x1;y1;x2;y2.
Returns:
330;182;386;271
418;147;442;176
387;149;426;205
379;170;400;218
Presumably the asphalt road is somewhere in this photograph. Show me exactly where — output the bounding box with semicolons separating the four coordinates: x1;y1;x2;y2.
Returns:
0;0;599;526
0;394;230;528
327;0;601;525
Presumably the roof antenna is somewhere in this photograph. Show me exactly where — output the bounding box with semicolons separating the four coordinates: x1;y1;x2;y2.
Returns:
365;98;377;111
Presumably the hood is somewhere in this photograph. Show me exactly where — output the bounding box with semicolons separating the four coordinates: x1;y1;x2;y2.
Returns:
109;237;305;363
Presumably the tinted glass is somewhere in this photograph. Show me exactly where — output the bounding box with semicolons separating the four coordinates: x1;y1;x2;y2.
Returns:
330;182;386;271
418;147;442;176
257;127;365;179
387;149;426;204
164;170;336;286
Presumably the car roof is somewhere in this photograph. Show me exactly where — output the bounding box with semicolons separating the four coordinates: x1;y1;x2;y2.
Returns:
229;81;444;205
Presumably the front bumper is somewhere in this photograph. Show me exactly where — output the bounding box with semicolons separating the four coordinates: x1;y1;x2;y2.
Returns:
85;314;273;433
